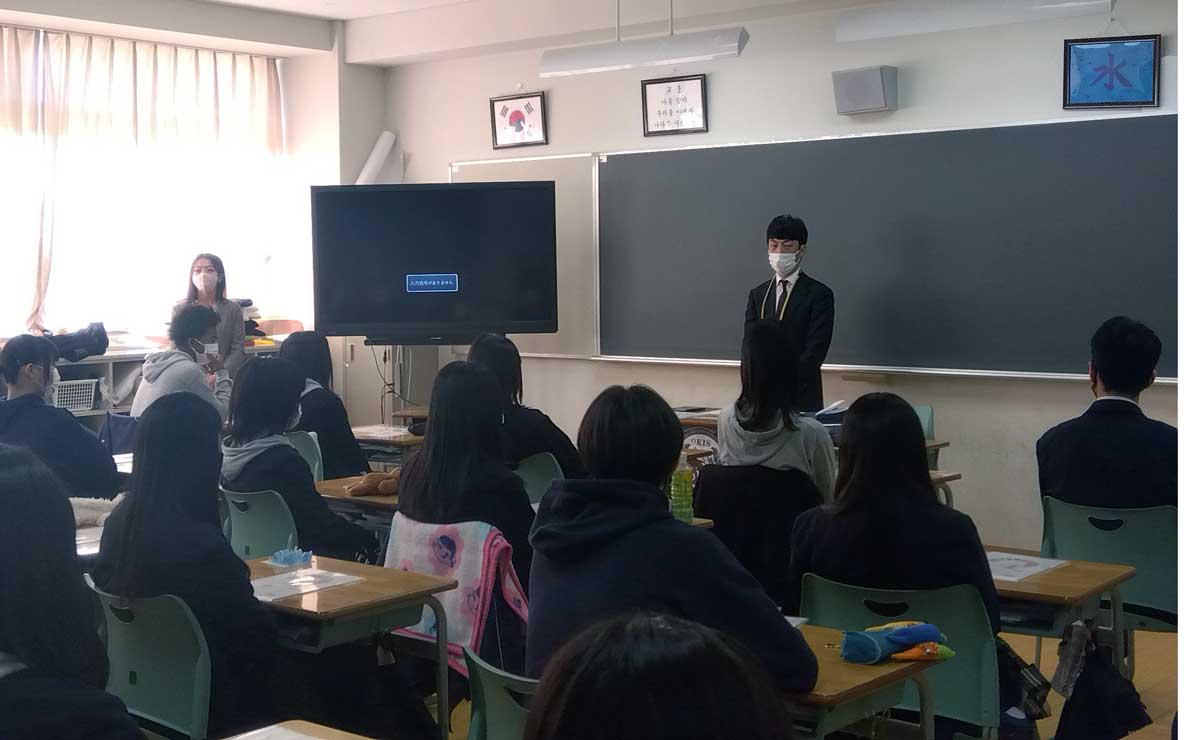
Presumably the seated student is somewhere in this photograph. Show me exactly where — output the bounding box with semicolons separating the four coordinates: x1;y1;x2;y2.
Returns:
92;393;277;737
718;319;836;501
524;612;791;740
396;361;535;588
526;384;817;691
467;333;586;478
0;445;142;740
130;303;233;421
0;335;119;499
1037;316;1176;509
278;331;371;479
222;358;379;562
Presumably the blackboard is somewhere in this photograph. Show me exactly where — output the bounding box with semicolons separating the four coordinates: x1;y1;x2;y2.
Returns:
598;115;1177;376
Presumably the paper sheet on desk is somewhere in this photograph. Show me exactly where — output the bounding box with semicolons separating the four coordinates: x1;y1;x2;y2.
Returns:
231;727;321;739
987;551;1066;582
354;424;409;438
251;568;363;602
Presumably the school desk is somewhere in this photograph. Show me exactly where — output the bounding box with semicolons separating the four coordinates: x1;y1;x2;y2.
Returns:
988;546;1136;678
246;556;457;740
351;425;424;448
113;453;133;475
232;720;372;739
788;624;936;740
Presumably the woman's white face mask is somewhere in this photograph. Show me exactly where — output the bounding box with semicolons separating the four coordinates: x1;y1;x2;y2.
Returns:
192;271;219;293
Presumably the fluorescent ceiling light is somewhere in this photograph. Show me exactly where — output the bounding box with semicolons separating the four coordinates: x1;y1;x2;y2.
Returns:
836;0;1108;42
539;26;749;78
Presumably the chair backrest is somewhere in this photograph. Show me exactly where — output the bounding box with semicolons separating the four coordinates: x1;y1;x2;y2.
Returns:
464;647;538;740
100;413;140;456
694;465;823;612
1041;496;1177;620
910;404;937;468
285;430;324;482
799;574;999;731
219;486;298;558
87;576;211;739
514;452;563;504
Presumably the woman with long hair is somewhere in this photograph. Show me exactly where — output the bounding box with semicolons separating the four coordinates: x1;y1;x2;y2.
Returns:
0;445;141;739
182;253;246;375
92;393;277;736
718;319;836;500
279;331;370;479
396;360;534;587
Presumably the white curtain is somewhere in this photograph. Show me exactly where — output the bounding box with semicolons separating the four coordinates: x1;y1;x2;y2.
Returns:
0;26;306;339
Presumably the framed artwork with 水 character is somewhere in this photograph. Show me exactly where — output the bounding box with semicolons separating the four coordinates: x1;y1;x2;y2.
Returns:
1063;34;1160;109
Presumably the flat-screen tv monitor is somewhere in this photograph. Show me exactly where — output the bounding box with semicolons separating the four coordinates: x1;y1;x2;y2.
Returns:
312;182;557;344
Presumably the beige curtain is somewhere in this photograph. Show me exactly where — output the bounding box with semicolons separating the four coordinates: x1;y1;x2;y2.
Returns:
0;25;287;337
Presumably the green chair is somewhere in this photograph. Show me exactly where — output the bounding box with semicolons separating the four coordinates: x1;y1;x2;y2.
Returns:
219;486;298;558
799;574;1000;738
464;647;538;740
514;452;563;505
911;404;938;469
86;577;211;740
285;430;324;482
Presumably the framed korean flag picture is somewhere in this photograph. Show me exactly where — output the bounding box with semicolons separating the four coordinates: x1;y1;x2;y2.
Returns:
642;74;707;137
490;91;548;149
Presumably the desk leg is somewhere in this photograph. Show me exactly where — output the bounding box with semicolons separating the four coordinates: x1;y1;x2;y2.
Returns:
1109;587;1130;679
912;673;934;740
423;596;451;740
936;482;955;508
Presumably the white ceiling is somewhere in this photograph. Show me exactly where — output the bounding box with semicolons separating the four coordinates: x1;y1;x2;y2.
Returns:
196;0;474;20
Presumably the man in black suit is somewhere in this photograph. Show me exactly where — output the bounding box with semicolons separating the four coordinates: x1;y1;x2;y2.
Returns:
744;215;834;412
1037;316;1176;509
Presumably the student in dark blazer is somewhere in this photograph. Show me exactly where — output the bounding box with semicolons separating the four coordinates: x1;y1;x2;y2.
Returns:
279;331;371;480
93;393;277;737
526;384;818;692
0;335;120;499
744;215;834;412
1037;316;1176;509
0;445;141;740
467;333;585;478
221;358;379;562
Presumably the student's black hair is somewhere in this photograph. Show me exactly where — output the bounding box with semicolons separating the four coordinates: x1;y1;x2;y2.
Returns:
766;214;808;245
1090;316;1162;397
523;612;791;740
107;393;223;597
0;333;58;385
467;333;523;406
831;392;935;514
279;331;334;389
186;252;228;302
736;320;804;432
577;384;683;487
0;444;109;688
168;303;221;349
397;361;506;521
228;358;306;445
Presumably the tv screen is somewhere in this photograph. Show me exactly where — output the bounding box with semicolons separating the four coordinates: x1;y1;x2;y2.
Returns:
312;182;557;343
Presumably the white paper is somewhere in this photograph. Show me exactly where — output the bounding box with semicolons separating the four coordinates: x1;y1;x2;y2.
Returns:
232;727;321;740
251;567;363;602
353;424;409;439
987;551;1067;582
785;616;809;628
113;453;133;474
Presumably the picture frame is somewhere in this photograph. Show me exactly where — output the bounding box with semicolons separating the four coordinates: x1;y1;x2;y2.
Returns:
490;91;548;149
1063;34;1161;109
642;74;707;137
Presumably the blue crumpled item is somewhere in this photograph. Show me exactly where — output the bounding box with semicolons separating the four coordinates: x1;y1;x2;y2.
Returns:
267;547;313;567
842;622;945;664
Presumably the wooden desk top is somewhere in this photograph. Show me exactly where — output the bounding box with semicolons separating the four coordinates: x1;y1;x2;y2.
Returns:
987;546;1136;606
246;556;455;620
790;624;932;706
929;470;962;486
391;405;430;420
352;425;424;448
233;720;372;739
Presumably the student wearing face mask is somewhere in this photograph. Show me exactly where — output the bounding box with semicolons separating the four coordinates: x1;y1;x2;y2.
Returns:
0;335;120;499
744;215;834;412
182;253;247;377
131;304;233;421
221;358;379;562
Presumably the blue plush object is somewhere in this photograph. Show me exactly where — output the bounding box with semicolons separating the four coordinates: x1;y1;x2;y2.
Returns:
267;547;313;567
841;622;946;664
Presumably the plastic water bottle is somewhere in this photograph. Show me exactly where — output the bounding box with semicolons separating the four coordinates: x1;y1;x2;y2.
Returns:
669;452;693;522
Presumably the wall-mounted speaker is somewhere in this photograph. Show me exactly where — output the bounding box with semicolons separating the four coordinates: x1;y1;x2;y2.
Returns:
832;65;898;115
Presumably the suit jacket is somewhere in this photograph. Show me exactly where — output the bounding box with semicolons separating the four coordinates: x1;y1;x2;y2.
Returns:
745;272;835;411
1036;399;1177;509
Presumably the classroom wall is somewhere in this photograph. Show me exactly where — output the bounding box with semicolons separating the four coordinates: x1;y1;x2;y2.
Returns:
378;1;1179;548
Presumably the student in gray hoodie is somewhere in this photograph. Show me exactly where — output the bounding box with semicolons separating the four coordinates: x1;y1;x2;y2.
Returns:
718;320;836;501
131;304;232;421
